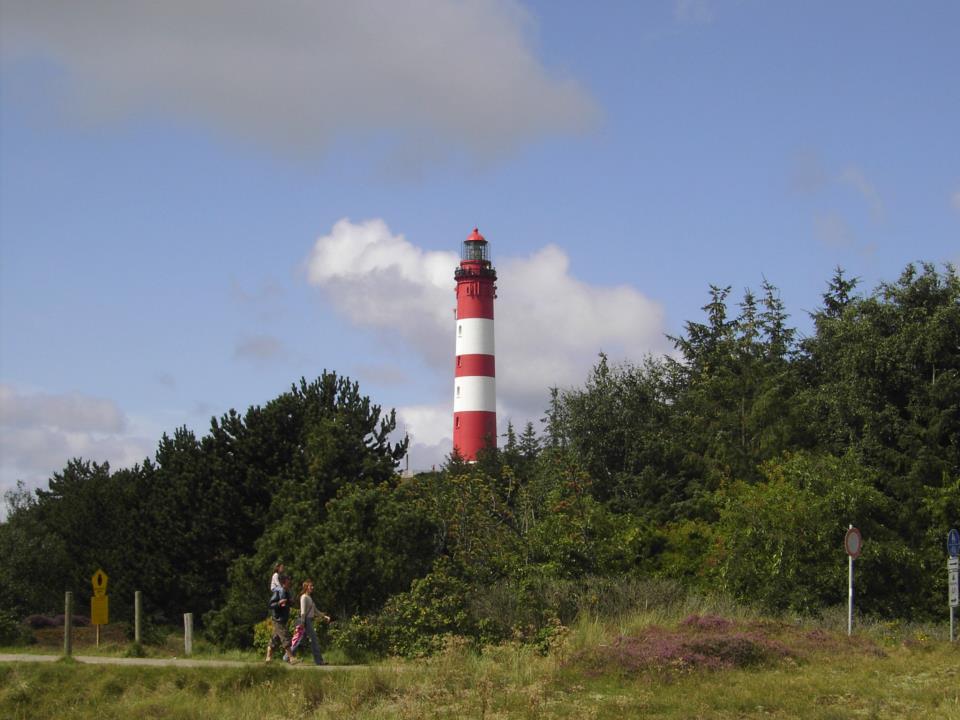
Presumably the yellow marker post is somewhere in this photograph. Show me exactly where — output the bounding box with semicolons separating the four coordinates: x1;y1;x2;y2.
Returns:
91;569;109;646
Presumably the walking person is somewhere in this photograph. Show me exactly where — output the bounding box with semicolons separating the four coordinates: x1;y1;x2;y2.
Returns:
299;578;330;666
266;574;298;664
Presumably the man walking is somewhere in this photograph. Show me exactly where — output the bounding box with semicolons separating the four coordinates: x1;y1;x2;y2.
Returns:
266;574;299;664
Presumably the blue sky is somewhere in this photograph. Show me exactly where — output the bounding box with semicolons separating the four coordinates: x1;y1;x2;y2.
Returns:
1;0;958;495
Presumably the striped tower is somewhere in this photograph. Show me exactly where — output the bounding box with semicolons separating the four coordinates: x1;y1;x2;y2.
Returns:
453;228;497;461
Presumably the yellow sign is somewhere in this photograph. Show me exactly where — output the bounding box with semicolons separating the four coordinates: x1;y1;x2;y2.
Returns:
91;595;109;625
91;569;108;597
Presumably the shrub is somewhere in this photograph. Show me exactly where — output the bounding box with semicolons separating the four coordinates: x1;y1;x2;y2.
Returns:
377;566;477;657
329;615;388;661
0;611;35;646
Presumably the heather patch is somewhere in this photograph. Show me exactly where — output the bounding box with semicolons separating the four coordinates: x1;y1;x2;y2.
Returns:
678;614;735;632
572;615;796;677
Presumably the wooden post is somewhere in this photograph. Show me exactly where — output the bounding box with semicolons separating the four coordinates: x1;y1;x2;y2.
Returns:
184;613;193;656
63;592;73;657
134;590;142;644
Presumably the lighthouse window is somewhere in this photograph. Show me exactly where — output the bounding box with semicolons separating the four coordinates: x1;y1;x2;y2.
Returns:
458;324;462;337
456;385;461;398
457;356;462;368
455;416;461;428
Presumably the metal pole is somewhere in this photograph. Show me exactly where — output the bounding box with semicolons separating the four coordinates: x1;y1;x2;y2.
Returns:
135;590;142;644
848;552;854;636
952;606;955;643
64;592;73;657
184;613;193;656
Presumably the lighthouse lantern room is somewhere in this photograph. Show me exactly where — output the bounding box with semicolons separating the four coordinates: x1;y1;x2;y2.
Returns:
453;228;497;460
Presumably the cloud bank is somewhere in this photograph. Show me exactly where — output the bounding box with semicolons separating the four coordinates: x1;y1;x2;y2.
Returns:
306;218;668;447
1;0;597;159
0;384;153;498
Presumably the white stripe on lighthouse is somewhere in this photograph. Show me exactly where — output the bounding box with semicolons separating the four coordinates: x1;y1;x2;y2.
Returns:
455;318;495;357
453;376;497;412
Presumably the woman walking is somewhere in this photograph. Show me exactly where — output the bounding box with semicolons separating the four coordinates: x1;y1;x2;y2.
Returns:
299;579;330;666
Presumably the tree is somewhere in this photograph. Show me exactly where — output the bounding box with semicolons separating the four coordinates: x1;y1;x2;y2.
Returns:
204;372;410;646
798;263;960;539
713;451;903;614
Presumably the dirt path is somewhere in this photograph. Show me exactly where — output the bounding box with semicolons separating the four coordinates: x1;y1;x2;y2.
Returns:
0;653;363;669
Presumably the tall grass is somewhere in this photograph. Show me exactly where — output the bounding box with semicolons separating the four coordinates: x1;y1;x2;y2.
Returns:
3;628;957;719
3;580;958;719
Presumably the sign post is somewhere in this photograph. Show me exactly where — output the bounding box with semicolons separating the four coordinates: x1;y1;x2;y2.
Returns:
90;569;109;646
844;525;862;636
948;528;959;643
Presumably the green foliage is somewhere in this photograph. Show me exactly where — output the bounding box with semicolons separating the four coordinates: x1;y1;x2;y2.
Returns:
0;610;34;646
202;556;266;649
199;373;411;646
376;564;478;657
413;466;523;584
654;519;717;585
524;450;654;578
713;451;900;613
328;615;389;660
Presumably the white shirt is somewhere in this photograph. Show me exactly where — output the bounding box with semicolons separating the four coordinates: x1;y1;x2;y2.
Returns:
300;593;316;621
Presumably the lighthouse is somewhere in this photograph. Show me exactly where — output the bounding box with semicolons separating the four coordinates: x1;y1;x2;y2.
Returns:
453;228;497;461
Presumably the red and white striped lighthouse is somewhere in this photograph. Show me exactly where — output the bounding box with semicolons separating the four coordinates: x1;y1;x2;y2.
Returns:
453;228;497;461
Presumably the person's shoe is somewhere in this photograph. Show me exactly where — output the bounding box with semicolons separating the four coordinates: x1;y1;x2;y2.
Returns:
287;657;301;665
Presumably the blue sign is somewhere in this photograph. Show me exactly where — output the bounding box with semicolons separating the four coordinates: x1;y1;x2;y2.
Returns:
949;528;960;558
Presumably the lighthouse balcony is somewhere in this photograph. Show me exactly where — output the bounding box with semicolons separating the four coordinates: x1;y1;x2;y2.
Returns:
455;266;497;280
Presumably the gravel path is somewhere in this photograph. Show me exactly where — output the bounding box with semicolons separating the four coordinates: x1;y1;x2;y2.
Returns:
0;653;363;669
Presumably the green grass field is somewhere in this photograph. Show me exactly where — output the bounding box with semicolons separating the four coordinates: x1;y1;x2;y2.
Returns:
2;609;958;719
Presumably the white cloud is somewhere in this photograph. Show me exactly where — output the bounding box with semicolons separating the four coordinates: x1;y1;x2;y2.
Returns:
306;218;669;427
306;218;458;367
405;440;451;474
0;384;153;497
1;0;597;159
397;403;452;447
0;384;126;433
951;189;960;213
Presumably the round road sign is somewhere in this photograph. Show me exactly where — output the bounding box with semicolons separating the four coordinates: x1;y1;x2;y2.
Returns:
844;527;863;559
948;528;960;558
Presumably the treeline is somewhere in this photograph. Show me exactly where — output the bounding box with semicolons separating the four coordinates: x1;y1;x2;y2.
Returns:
1;262;957;653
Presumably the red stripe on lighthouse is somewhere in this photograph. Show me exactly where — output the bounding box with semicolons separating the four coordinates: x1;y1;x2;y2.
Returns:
453;411;497;461
455;354;496;377
455;290;495;319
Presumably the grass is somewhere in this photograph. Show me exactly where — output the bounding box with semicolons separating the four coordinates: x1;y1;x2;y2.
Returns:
2;607;958;719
